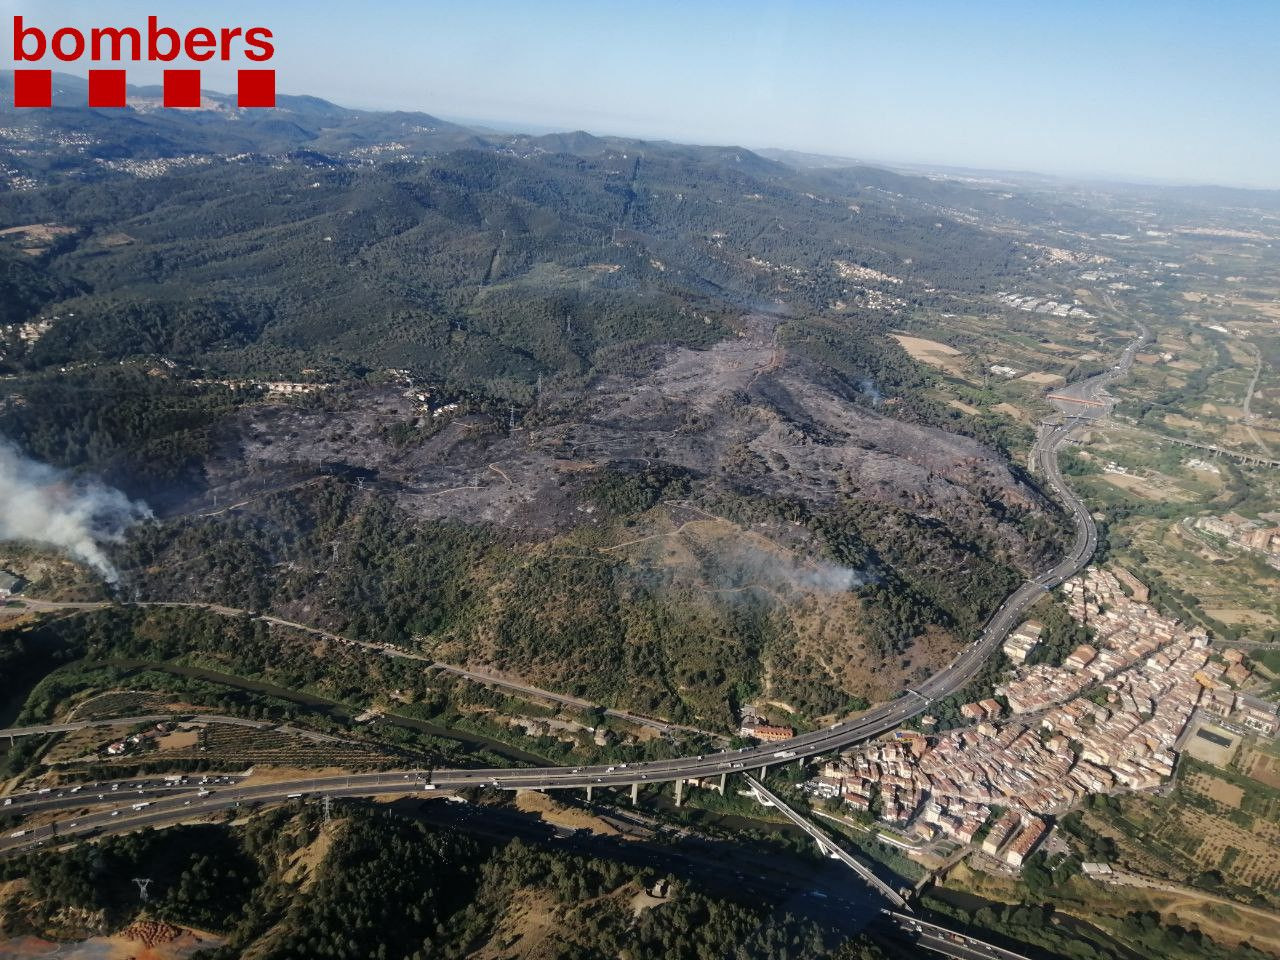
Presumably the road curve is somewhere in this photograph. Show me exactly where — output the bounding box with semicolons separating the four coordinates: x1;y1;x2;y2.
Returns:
1;330;1148;860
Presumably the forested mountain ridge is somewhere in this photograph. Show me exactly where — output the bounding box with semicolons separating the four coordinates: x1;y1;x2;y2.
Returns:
1;107;1027;387
0;79;1073;725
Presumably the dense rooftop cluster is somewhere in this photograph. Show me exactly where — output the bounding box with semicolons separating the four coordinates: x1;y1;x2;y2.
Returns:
804;567;1278;872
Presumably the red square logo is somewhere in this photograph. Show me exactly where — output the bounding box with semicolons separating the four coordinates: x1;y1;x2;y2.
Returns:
14;69;52;108
163;69;201;108
88;70;127;109
237;69;275;108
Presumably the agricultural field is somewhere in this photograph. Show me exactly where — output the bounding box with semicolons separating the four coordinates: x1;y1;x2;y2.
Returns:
1109;277;1280;458
1072;750;1280;909
1244;745;1280;790
893;299;1127;456
69;690;175;720
146;723;396;769
1150;804;1280;893
937;855;1280;958
1059;306;1280;640
1113;514;1280;634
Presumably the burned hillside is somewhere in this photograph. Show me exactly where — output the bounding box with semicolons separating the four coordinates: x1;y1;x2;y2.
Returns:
117;314;1068;726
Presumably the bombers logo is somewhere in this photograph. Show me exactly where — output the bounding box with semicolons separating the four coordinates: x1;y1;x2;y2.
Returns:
8;15;275;108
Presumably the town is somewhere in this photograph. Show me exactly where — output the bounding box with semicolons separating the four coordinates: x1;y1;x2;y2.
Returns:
804;566;1278;872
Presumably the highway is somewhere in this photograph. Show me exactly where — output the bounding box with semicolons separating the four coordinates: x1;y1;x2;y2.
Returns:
1;329;1149;865
881;911;1034;960
1147;432;1280;469
743;774;906;908
0;773;1025;959
2;773;248;816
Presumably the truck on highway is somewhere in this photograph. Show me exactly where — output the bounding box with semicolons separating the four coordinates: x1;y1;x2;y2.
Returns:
9;830;27;838
132;802;151;811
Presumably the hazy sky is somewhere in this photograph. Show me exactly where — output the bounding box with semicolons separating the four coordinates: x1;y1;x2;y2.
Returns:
10;0;1280;188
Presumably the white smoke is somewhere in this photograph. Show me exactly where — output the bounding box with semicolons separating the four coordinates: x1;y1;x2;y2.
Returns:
858;378;884;407
791;558;871;592
705;543;875;596
0;439;152;584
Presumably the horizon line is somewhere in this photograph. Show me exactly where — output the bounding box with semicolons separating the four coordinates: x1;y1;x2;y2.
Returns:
23;67;1280;195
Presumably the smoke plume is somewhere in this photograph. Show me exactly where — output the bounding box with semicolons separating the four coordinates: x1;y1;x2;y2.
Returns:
0;439;151;584
702;543;876;597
